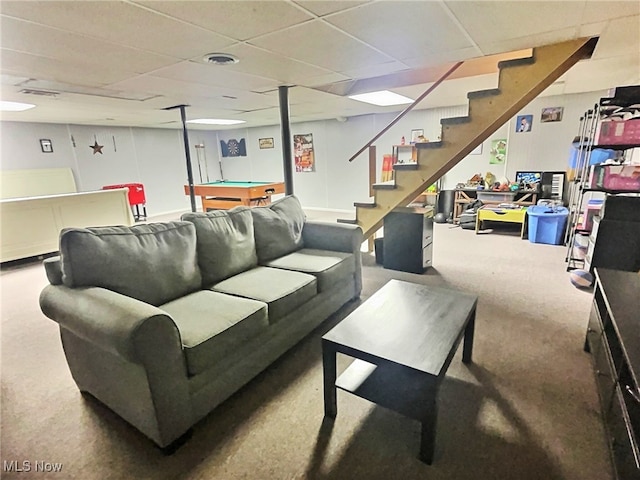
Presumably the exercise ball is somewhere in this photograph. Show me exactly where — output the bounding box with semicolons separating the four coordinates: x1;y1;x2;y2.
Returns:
434;212;447;224
569;269;594;289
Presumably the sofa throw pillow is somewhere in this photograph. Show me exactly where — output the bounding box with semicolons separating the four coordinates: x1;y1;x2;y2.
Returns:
60;222;202;306
251;195;306;263
181;207;258;286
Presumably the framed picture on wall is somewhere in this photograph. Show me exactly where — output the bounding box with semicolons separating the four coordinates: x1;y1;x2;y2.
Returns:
259;137;274;149
410;129;424;144
40;139;53;153
540;107;563;123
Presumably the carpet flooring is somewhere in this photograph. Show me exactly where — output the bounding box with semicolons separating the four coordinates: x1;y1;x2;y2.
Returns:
1;216;612;480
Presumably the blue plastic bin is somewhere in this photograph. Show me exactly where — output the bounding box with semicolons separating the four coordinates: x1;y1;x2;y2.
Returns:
527;206;569;245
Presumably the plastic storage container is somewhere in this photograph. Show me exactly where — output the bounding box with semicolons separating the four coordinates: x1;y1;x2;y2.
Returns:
527;205;569;245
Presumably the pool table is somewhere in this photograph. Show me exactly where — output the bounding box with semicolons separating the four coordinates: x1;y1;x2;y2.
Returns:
184;180;286;211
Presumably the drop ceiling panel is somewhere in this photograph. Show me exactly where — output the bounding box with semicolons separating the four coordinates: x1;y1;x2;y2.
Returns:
251;20;394;72
212;43;346;86
294;1;369;17
151;60;279;92
479;27;578;57
339;61;411;81
591;15;640;59
562;56;640;94
109;75;278;111
582;2;640;23
401;47;484;69
0;17;177;73
446;1;584;47
0;49;137;86
0;1;234;59
325;2;472;60
135;0;313;41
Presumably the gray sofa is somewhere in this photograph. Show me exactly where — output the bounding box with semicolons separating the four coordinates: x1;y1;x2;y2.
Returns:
39;195;362;450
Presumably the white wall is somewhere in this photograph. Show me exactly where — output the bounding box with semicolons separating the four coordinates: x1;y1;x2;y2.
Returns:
0;89;608;215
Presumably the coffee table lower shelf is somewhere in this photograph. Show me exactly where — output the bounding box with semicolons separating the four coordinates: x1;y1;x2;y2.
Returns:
335;359;436;422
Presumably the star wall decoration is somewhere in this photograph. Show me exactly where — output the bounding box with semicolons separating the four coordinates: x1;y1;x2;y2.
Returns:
90;140;104;155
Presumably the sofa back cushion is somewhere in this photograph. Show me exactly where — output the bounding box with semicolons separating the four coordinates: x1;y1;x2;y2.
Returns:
251;195;306;263
60;222;202;306
181;207;257;286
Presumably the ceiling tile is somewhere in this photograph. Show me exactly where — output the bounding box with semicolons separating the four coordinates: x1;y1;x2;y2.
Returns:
446;1;585;47
151;60;279;92
0;1;234;59
562;55;640;93
582;2;640;23
251;20;393;72
0;49;137;86
210;43;346;86
591;15;640;59
401;47;484;69
135;0;313;41
326;2;472;60
339;61;411;82
0;16;177;73
294;1;369;17
109;75;278;111
478;27;578;57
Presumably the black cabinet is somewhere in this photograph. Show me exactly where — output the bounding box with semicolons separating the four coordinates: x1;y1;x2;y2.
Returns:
383;207;433;274
584;268;640;480
584;196;640;274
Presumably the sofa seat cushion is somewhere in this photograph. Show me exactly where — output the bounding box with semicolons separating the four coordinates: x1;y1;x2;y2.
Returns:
211;266;317;324
264;249;355;293
160;290;268;376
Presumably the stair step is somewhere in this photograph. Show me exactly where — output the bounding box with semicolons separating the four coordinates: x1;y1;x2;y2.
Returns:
394;162;419;171
415;141;443;149
337;218;358;224
354;199;376;208
441;116;471;125
468;88;501;100
372;180;396;190
498;56;535;69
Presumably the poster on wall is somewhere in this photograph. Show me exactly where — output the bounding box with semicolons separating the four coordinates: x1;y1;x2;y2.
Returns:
489;139;507;165
294;133;315;172
220;138;247;157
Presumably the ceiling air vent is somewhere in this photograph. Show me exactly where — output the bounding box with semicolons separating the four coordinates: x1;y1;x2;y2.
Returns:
202;53;239;65
19;88;59;97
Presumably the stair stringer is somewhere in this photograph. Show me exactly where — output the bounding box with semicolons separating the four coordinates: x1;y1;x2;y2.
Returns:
355;36;599;238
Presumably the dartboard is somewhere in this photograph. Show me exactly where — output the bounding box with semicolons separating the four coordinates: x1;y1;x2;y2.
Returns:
227;139;240;156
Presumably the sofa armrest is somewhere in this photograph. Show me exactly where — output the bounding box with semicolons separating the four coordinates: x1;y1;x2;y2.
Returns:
302;221;363;296
40;284;194;447
39;284;180;364
302;221;363;254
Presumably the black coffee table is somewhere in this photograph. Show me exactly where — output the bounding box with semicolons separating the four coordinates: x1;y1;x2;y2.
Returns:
322;279;478;464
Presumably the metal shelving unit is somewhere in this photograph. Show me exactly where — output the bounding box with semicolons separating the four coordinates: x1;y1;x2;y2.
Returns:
564;94;640;272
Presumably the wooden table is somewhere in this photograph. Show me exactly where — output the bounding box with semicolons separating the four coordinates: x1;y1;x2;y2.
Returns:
475;205;528;238
322;279;478;464
184;180;285;211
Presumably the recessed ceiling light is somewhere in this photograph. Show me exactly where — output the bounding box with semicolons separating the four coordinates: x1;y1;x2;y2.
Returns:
0;100;36;111
348;90;414;107
202;53;239;65
186;119;246;125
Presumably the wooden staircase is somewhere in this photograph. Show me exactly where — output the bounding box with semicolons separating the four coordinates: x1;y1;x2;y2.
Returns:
349;37;599;239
